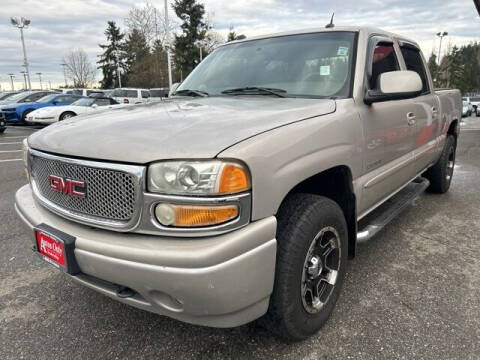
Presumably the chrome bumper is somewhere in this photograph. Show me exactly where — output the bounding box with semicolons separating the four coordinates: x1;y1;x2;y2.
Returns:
15;185;277;328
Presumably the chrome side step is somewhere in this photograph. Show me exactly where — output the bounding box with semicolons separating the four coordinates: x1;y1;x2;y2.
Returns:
357;177;430;243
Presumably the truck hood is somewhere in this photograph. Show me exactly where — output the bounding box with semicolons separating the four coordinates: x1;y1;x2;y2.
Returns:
28;97;335;164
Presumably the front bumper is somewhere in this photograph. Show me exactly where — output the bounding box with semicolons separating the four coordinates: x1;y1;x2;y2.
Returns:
15;185;277;327
3;111;22;123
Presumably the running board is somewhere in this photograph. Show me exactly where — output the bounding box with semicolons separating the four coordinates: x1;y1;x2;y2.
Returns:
357;177;430;243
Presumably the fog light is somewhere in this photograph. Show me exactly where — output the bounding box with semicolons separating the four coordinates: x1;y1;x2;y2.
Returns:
155;203;176;226
154;203;239;227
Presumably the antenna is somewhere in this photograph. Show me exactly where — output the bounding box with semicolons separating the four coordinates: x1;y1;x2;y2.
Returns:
325;13;335;28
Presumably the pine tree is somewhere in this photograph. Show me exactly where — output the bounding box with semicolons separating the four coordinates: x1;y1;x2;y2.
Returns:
172;0;209;77
97;21;126;89
123;28;151;86
427;53;439;87
227;26;245;42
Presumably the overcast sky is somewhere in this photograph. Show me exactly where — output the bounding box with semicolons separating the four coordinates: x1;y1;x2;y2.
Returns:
0;0;479;90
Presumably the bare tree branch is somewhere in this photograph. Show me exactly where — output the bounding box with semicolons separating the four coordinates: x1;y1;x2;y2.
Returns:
125;0;176;47
63;49;96;88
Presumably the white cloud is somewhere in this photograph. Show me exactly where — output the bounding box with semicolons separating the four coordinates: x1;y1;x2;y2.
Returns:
0;0;479;89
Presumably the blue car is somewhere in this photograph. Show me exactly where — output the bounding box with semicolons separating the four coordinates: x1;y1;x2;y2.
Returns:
1;93;84;124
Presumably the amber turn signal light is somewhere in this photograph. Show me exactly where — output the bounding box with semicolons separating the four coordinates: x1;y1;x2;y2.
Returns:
155;203;239;227
219;164;250;194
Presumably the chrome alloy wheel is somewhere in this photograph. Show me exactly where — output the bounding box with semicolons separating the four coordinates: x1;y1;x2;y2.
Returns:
446;146;455;182
301;226;341;314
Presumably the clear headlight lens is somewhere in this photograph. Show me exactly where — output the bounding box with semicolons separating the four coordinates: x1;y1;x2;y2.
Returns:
22;138;30;180
22;138;29;167
148;160;250;195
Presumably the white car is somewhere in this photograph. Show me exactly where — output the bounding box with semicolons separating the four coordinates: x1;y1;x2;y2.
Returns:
27;97;121;124
110;88;150;104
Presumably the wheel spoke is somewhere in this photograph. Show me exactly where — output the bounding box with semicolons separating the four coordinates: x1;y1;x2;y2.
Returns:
301;226;342;314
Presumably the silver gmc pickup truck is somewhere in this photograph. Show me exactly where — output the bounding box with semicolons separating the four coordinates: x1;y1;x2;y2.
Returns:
15;26;461;340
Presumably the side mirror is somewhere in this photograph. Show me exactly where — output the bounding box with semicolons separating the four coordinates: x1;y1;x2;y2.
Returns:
169;83;180;97
91;104;98;108
364;70;422;105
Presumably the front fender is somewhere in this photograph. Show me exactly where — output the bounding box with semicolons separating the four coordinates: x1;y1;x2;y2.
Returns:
217;100;363;220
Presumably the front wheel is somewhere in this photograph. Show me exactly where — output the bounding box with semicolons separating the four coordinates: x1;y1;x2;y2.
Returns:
59;112;75;121
0;128;5;134
261;194;347;340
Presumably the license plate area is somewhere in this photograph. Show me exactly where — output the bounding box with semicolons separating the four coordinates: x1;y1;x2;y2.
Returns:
34;224;80;274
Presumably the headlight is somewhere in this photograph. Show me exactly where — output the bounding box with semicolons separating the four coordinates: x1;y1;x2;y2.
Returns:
148;160;250;195
22;138;30;180
22;138;29;167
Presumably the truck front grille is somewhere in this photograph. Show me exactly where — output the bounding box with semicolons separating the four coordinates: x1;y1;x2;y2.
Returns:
29;150;144;228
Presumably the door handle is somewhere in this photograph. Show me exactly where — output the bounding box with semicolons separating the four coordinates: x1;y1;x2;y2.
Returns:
432;107;438;117
407;112;416;126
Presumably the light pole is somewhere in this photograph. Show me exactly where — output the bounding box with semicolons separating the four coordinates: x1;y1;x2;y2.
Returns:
20;71;28;89
60;63;68;87
8;73;15;91
115;49;122;88
436;31;448;65
36;72;42;90
165;0;172;88
11;17;32;90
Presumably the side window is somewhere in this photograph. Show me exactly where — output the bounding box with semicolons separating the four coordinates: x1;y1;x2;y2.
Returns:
126;90;138;98
65;96;79;103
370;43;399;89
141;90;150;98
94;99;110;106
400;46;429;93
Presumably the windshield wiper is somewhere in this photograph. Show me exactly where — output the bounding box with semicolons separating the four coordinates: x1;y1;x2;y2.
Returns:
172;89;209;97
221;86;287;98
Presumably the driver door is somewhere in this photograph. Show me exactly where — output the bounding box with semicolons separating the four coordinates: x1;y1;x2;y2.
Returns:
358;38;417;216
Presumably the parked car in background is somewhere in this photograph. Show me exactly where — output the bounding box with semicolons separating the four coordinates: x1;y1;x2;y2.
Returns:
0;113;5;133
27;96;121;124
462;100;473;117
0;90;55;107
1;93;83;124
0;91;20;101
469;96;480;114
110;88;150;104
63;88;107;97
149;88;169;101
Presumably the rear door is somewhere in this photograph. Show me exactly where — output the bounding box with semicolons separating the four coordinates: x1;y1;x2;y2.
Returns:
358;37;417;215
399;43;440;174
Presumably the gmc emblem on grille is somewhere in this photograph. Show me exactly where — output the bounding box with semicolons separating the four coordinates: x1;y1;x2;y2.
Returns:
49;175;86;198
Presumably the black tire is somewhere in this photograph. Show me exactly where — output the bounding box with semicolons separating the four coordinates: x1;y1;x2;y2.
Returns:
261;193;348;341
424;134;456;194
0;128;5;134
59;112;75;121
22;109;34;122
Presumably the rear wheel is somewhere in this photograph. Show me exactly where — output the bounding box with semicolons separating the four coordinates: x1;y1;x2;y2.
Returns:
261;194;347;340
424;134;456;193
0;128;5;134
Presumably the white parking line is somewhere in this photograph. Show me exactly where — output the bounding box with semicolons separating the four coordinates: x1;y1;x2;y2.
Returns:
5;126;37;130
0;150;22;153
0;142;22;145
0;158;22;163
1;136;27;139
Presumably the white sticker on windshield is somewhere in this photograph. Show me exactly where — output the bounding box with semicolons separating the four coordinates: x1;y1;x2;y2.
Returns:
337;46;349;56
320;65;330;76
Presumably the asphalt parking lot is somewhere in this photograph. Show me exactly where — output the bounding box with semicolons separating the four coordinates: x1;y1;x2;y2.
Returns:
1;120;479;359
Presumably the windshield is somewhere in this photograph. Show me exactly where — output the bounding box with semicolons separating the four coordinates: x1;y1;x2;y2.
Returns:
0;92;17;100
37;94;58;103
4;92;32;102
72;98;95;106
177;31;356;98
